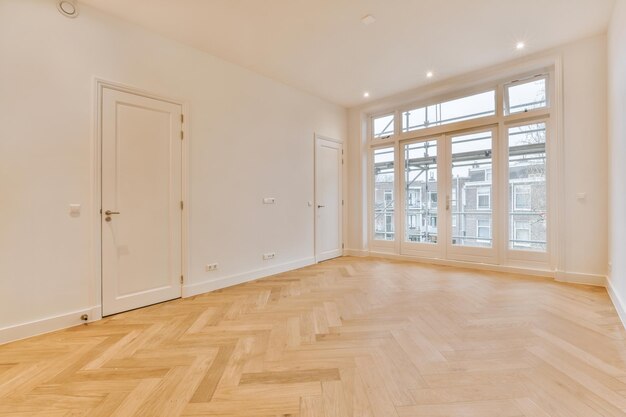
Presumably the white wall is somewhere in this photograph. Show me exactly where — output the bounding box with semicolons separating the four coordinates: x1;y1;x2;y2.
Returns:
346;34;608;280
608;0;626;316
0;0;346;339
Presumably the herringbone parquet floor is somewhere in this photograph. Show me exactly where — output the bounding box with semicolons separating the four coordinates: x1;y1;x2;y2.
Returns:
2;257;626;416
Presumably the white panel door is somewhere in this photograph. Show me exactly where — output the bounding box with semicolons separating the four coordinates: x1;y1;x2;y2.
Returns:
101;88;182;316
315;137;343;262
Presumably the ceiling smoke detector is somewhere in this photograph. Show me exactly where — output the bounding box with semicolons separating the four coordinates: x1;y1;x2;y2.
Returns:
58;0;79;18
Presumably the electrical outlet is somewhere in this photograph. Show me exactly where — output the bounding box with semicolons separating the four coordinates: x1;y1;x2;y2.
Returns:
205;263;218;271
263;197;276;204
263;252;276;260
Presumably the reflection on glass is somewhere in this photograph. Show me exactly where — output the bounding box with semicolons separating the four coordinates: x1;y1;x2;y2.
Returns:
404;140;438;243
508;123;547;251
374;147;395;240
450;131;493;248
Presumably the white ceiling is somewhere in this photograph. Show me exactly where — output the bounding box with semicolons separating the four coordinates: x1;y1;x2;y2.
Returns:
80;0;615;107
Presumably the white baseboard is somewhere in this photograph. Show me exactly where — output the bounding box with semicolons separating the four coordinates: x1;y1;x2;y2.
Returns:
182;257;316;298
0;305;101;346
555;271;607;287
367;250;555;278
364;251;608;287
607;278;626;330
343;248;368;257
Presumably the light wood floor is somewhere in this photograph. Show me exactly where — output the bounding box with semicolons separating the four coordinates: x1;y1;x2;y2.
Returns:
2;257;626;416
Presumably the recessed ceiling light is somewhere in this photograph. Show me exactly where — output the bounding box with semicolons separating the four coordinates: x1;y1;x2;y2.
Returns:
361;15;376;25
426;71;434;78
516;41;525;50
363;92;370;98
58;0;79;18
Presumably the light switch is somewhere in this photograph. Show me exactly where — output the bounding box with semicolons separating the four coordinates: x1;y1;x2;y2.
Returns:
263;197;276;204
69;204;81;217
576;193;587;201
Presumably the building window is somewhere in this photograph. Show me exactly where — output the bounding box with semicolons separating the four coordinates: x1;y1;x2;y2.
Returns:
385;214;394;232
429;216;437;228
477;219;491;241
408;214;417;228
407;188;421;207
429;191;438;209
513;221;531;248
477;187;491;210
513;184;531;211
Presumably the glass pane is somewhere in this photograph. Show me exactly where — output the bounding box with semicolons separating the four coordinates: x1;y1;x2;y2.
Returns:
373;114;395;139
404;140;438;244
374;147;395;241
507;77;547;114
402;91;495;132
508;123;547;251
450;131;493;248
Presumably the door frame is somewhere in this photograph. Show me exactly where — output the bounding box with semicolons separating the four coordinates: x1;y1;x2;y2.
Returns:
314;133;344;263
92;79;189;318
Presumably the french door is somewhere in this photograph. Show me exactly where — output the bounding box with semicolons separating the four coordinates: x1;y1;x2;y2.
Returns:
400;127;498;263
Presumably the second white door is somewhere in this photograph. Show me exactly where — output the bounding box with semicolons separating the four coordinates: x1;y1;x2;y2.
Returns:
101;87;183;316
315;136;343;262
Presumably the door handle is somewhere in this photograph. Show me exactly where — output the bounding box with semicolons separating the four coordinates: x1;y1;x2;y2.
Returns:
104;210;120;215
317;205;325;208
446;196;450;211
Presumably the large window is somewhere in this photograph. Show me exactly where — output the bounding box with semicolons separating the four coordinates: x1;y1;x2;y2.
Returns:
374;147;395;240
508;123;547;251
451;131;493;248
402;90;495;133
404;140;438;243
369;70;553;267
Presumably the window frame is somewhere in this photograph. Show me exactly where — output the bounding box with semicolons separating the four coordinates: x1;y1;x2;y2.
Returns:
477;187;491;210
504;74;549;116
367;64;558;270
371;112;396;140
513;220;532;248
513;184;532;211
476;218;491;243
401;89;497;133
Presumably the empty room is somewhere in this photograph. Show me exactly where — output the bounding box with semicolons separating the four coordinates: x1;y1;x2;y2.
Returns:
2;0;626;415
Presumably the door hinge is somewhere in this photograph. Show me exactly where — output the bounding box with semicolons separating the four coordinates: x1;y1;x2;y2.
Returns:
342;199;344;206
342;158;344;165
181;114;184;123
180;275;184;284
180;201;184;210
180;130;184;140
342;243;344;249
